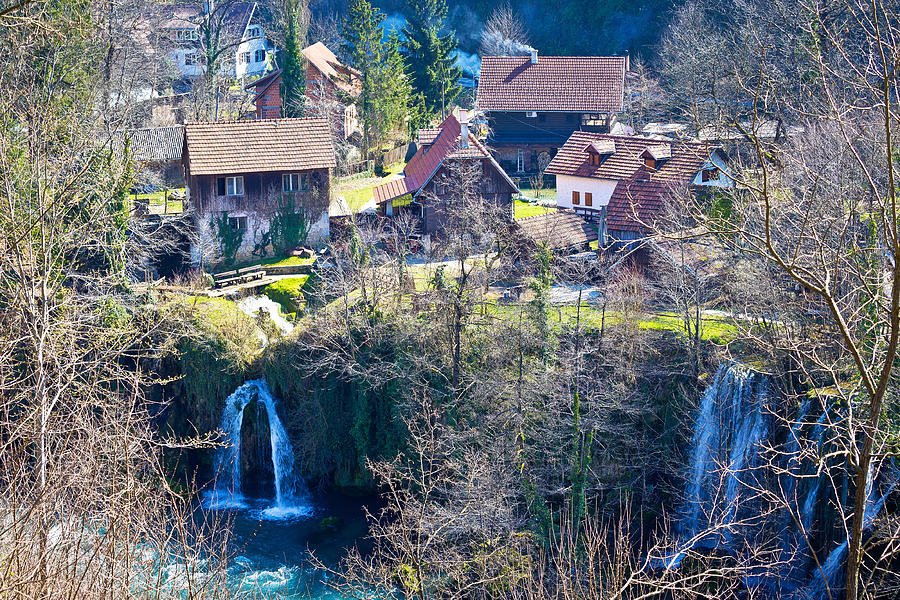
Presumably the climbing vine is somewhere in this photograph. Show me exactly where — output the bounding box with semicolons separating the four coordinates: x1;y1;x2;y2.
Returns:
213;212;244;266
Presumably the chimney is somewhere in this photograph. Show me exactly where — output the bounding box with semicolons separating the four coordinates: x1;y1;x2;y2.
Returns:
624;51;630;72
459;110;469;148
530;49;538;65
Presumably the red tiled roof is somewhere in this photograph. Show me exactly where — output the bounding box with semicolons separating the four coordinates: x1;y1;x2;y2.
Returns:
246;68;282;103
515;210;597;250
606;173;680;234
476;55;626;113
302;42;361;96
374;115;517;204
184;118;335;175
546;133;711;182
417;128;442;146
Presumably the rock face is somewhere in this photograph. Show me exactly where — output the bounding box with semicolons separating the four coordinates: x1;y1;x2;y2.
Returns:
241;398;275;497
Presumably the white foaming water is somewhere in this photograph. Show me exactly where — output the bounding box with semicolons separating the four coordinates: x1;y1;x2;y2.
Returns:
238;295;294;334
206;379;311;519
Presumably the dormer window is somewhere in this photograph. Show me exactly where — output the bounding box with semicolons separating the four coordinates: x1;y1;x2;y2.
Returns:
583;139;615;167
246;26;262;39
640;144;671;172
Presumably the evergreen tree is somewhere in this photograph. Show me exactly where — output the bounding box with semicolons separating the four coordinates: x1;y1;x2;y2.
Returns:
280;0;308;117
401;0;461;117
342;0;410;153
341;0;386;154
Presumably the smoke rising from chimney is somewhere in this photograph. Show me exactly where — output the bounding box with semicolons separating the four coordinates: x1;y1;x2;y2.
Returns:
480;31;536;57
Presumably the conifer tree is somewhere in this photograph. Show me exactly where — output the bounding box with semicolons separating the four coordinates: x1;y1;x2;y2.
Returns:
280;0;308;117
400;0;461;117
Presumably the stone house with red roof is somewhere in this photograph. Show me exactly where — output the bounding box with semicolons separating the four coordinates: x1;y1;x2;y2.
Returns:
475;52;626;174
183;118;336;263
545;133;732;242
245;42;361;139
373;112;518;237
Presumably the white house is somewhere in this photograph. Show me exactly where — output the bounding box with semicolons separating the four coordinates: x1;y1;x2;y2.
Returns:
158;1;274;81
545;133;732;242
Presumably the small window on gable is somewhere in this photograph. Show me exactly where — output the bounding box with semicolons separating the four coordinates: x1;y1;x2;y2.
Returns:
701;167;720;182
589;152;601;166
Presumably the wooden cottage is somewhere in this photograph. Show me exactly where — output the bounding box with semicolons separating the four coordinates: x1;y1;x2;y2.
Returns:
183;118;336;264
373;112;518;238
476;52;626;174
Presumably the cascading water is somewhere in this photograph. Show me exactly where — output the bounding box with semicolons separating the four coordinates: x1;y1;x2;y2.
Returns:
670;363;771;562
206;379;311;519
655;362;896;599
237;295;294;335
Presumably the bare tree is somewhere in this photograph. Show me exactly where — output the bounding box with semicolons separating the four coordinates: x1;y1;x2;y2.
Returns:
479;4;531;56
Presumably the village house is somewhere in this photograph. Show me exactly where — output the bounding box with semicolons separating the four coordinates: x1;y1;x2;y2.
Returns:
245;42;361;139
156;1;273;82
475;51;627;174
183;118;335;265
545;133;732;242
373;112;518;239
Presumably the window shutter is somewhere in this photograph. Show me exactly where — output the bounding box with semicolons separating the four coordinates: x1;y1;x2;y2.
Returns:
573;191;580;205
585;192;592;207
217;177;226;196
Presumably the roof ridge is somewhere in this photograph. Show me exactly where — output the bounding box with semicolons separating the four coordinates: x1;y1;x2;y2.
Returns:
184;116;329;126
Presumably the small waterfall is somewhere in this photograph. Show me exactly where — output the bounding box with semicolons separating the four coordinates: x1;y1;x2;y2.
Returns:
237;295;294;335
206;379;311;519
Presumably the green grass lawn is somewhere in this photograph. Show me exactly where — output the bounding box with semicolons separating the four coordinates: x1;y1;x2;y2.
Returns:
514;199;556;219
264;275;311;314
334;163;406;212
135;188;185;214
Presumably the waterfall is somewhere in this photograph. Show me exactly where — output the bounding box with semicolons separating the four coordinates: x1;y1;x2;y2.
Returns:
654;362;897;599
237;295;294;334
680;363;771;548
206;379;311;519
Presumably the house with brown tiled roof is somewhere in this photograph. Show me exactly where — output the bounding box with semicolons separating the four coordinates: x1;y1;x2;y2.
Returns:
245;42;361;139
545;132;732;242
183;118;336;264
476;51;626;174
373;112;518;237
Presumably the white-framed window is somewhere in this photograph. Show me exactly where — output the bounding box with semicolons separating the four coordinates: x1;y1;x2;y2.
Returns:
516;149;525;172
183;52;200;66
228;215;247;230
245;25;261;39
218;176;244;196
255;48;266;63
170;28;199;41
283;173;300;192
239;52;251;65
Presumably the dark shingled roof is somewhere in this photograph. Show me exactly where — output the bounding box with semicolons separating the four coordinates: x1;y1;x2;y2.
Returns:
476;56;626;113
184;118;335;176
605;173;681;235
516;210;597;251
119;126;184;162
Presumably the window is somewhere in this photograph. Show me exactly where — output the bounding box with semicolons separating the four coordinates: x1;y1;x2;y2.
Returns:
170;28;199;41
644;157;656;170
283;173;300;192
255;48;266;63
516;149;525;172
572;191;580;205
218;176;244;196
246;25;261;39
585;192;592;207
183;52;200;66
228;216;247;230
589;152;600;166
239;52;251;65
701;168;720;182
